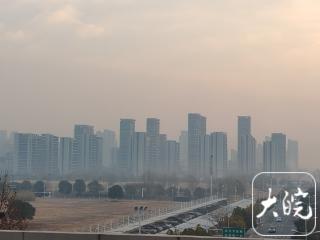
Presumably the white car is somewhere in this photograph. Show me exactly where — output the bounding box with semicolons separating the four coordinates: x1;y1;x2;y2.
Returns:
268;227;277;233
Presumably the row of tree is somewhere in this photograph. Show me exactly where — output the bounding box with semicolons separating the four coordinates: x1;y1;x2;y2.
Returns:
57;180;209;200
56;180;245;200
12;176;246;200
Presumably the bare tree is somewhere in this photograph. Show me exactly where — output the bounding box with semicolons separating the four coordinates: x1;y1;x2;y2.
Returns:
0;175;28;230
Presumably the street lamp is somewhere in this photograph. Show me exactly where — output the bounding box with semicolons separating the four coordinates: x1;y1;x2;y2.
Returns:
134;206;148;234
210;155;213;197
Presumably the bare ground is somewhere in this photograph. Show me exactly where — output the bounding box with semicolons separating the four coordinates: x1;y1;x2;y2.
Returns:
27;198;173;232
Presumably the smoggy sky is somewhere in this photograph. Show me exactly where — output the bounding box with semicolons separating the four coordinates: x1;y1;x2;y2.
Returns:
0;0;319;168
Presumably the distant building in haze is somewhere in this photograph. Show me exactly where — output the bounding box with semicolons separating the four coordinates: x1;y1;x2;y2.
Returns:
263;133;287;172
188;113;206;178
119;119;135;173
271;133;286;171
228;149;238;173
0;152;13;174
13;133;59;177
59;137;73;175
237;116;256;174
179;131;188;174
72;125;102;171
96;129;117;168
146;118;161;173
287;139;299;170
159;134;168;174
132;132;146;177
166;140;180;175
200;134;210;177
0;131;8;156
41;134;59;176
263;140;272;172
256;143;263;171
209;132;228;178
13;133;34;176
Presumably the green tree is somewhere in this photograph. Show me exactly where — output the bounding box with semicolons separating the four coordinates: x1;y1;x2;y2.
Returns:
87;180;104;196
0;175;33;230
181;228;195;235
228;215;246;228
108;185;124;199
12;200;35;220
58;180;72;195
194;224;210;236
73;179;86;196
181;225;210;236
20;181;32;191
32;181;45;193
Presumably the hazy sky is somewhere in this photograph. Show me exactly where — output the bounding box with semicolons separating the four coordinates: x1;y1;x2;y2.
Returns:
1;0;319;168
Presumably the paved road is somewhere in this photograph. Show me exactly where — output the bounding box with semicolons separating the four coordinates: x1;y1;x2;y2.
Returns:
169;199;252;232
254;202;297;236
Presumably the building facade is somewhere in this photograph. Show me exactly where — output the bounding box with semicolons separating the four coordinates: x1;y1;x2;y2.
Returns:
237;116;256;175
132;132;146;177
13;133;59;177
263;133;287;172
287;139;299;170
210;132;228;178
188;113;206;178
96;129;117;168
146;118;161;174
119;119;135;173
59;137;73;175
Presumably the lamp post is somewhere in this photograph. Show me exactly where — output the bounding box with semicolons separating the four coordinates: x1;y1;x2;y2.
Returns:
210;155;213;198
134;206;148;234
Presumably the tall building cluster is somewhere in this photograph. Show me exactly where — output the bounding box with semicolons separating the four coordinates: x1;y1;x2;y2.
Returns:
0;114;299;178
262;133;298;172
118;118;180;177
12;125;108;177
237;116;256;175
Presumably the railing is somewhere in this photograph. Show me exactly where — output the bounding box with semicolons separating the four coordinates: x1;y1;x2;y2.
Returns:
85;196;225;233
0;231;266;240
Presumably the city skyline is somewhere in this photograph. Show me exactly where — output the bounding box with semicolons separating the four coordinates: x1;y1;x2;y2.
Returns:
3;114;300;178
0;114;302;168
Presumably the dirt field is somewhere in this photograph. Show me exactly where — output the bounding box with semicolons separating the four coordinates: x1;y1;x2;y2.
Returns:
27;198;173;232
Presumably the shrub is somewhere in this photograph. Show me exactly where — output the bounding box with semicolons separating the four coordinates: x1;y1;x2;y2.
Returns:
12;200;36;220
108;185;124;199
58;180;72;195
33;181;45;193
87;180;104;196
73;179;86;196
